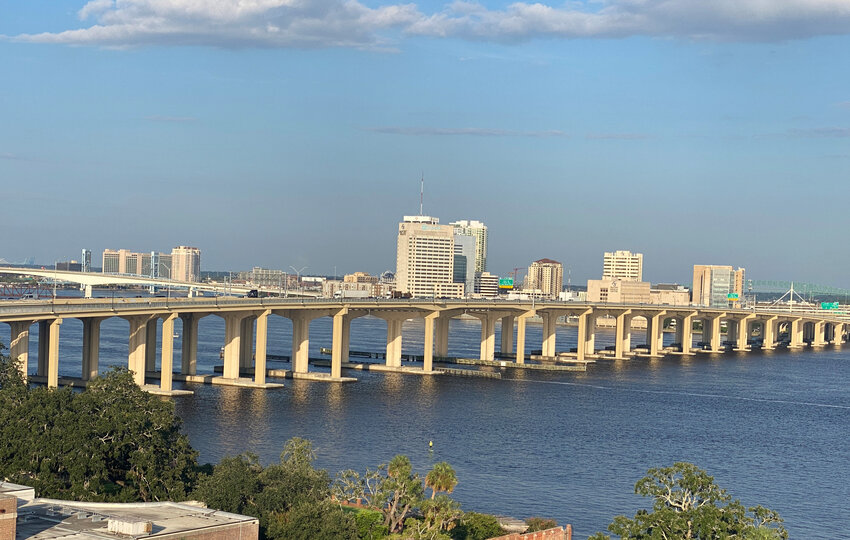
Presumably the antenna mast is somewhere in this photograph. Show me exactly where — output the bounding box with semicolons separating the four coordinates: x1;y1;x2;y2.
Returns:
420;173;424;215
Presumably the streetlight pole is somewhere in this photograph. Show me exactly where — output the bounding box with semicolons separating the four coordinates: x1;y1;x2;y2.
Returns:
289;266;308;297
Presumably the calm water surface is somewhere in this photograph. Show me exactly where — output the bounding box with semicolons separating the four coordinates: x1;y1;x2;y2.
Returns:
26;310;850;539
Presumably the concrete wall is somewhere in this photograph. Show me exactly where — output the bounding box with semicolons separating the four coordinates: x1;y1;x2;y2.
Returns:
490;525;571;540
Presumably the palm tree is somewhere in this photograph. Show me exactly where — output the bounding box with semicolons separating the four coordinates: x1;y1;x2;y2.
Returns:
425;462;458;499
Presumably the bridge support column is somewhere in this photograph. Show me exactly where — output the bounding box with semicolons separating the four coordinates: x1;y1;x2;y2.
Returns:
833;323;845;346
762;317;777;349
613;311;632;359
477;314;497;361
735;315;754;351
812;321;827;347
330;308;349;378
180;313;199;375
705;314;723;352
500;315;514;355
160;314;177;392
576;310;593;360
423;313;440;372
127;316;154;386
290;314;314;374
145;319;158;373
674;318;684;348
254;310;271;385
541;312;557;357
647;311;666;357
515;310;535;364
726;320;738;346
37;320;49;377
680;313;696;355
385;318;404;368
9;321;32;380
222;313;245;379
240;316;256;370
81;317;103;381
789;319;804;348
435;317;450;358
47;318;62;388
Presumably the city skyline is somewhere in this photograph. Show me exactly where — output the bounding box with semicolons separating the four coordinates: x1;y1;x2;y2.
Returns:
2;1;850;286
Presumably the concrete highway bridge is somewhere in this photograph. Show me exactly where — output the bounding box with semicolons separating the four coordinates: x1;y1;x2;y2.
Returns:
0;266;315;298
1;298;847;395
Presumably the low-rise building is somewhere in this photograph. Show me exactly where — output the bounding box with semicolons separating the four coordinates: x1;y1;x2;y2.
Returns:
0;482;258;540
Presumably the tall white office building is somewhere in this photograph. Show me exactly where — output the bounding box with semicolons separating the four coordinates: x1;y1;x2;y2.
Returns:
602;250;643;281
396;216;455;298
453;235;476;296
450;220;488;273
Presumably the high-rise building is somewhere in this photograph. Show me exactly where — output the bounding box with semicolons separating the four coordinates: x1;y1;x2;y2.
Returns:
171;246;201;282
81;249;92;273
450;220;488;273
603;250;643;281
102;248;173;278
524;258;563;299
453;235;476;296
691;265;745;307
396;216;454;298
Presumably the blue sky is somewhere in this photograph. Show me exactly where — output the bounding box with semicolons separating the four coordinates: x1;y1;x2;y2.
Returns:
1;0;849;286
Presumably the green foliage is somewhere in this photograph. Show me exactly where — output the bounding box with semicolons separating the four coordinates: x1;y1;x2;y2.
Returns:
525;516;558;532
589;462;788;540
375;455;426;533
0;366;198;502
451;512;506;540
266;499;358;540
351;507;390;539
421;495;463;533
425;462;458;500
192;454;263;517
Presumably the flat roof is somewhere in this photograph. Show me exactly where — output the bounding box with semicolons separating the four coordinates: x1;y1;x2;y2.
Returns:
15;499;257;539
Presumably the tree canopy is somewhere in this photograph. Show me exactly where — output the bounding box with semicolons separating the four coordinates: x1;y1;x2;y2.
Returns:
589;462;788;540
0;355;198;502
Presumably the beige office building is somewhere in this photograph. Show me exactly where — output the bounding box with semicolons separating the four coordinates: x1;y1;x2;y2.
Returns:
603;250;643;281
587;278;651;303
102;249;171;279
524;258;563;299
396;216;455;298
171;246;201;282
692;265;745;307
450;219;488;273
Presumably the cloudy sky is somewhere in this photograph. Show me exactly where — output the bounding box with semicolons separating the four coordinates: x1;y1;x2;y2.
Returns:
2;0;849;286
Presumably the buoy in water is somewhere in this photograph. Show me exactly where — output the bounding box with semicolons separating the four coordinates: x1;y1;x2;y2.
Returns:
429;440;433;448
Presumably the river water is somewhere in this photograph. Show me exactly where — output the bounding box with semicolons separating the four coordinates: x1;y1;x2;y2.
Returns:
17;308;850;539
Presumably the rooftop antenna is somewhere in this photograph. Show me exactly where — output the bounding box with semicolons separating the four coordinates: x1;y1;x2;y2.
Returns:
419;173;424;216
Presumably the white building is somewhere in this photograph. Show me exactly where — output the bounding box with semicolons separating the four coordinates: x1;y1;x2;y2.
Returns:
475;271;499;297
603;250;643;281
396;216;454;298
171;246;201;282
453;235;476;296
450;219;488;273
524;258;563;299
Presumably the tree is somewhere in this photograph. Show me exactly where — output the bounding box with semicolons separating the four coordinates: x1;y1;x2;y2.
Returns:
0;366;199;502
192;453;263;517
425;462;458;500
451;512;506;540
375;455;425;533
266;499;358;540
420;495;463;533
589;462;788;540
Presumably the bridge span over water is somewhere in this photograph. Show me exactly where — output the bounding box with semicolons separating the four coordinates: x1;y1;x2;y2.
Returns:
1;298;847;395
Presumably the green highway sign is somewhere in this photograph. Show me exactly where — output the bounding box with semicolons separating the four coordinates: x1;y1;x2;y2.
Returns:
727;293;739;300
821;302;840;310
498;278;514;289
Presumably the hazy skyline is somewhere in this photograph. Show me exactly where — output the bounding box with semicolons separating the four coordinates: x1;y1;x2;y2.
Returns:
2;1;849;286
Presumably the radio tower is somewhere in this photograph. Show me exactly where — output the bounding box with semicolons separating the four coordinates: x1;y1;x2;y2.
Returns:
419;173;424;215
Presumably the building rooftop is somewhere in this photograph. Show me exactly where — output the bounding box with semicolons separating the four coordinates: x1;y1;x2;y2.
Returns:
0;483;258;540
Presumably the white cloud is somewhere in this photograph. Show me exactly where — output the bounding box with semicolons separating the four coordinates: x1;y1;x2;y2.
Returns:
10;0;850;48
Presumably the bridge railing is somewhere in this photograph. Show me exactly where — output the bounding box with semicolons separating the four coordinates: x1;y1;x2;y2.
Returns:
0;297;848;322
